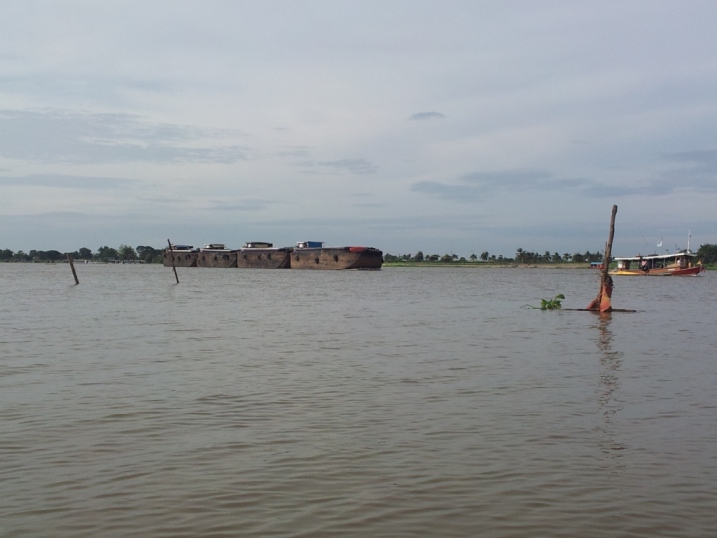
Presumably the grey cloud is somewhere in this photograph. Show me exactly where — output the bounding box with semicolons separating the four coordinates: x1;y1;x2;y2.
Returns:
653;174;717;194
411;181;481;201
462;170;554;190
412;165;717;202
0;74;174;102
275;146;311;158
0;109;249;164
580;175;717;197
209;200;272;212
412;169;563;201
301;158;378;175
411;176;643;202
0;174;140;189
408;112;446;121
321;159;378;174
578;183;647;198
664;149;717;166
659;149;717;192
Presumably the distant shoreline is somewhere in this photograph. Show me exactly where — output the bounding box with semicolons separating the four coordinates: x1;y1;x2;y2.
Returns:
3;260;714;270
383;262;594;269
383;262;715;271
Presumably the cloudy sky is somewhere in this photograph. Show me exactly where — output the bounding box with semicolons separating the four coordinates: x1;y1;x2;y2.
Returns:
2;1;717;258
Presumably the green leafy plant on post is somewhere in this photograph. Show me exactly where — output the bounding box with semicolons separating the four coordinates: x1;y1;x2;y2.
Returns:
523;293;565;310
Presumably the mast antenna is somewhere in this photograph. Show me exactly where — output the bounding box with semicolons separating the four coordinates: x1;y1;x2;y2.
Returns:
688;229;691;252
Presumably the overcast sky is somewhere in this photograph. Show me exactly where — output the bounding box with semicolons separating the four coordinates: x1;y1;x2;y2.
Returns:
2;1;717;257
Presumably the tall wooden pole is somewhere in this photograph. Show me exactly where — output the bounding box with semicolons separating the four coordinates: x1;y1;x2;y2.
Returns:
168;239;179;284
602;205;617;281
587;205;617;312
67;254;79;285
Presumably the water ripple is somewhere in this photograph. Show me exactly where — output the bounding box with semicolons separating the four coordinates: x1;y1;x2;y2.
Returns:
1;265;716;537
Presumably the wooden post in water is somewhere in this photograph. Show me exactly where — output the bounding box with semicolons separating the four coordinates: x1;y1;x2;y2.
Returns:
168;239;179;284
587;205;617;312
67;254;79;285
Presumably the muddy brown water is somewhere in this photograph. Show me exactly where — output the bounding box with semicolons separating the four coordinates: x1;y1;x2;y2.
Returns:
1;264;715;537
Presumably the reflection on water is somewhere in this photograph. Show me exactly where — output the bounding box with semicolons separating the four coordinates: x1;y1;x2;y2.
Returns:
1;265;716;537
595;314;627;457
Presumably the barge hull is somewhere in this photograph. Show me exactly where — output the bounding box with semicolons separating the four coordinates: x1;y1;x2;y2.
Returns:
163;250;197;267
291;247;383;270
236;249;291;269
196;251;238;268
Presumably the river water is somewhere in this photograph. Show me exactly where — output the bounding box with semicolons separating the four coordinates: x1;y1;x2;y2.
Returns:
1;264;715;537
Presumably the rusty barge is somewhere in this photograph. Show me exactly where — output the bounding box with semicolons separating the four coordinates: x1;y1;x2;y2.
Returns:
163;241;382;270
163;244;198;267
196;244;237;268
237;242;292;269
291;241;383;270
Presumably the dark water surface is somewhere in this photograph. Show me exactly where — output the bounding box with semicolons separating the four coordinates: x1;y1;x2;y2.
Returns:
1;264;716;537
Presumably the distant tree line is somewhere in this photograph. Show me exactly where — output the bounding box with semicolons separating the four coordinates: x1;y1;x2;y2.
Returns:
384;248;606;264
384;244;717;266
4;243;716;265
697;244;717;264
0;245;164;263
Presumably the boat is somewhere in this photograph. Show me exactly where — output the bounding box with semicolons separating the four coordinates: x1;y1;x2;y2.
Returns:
610;251;705;276
163;244;198;267
291;241;383;270
196;244;238;268
236;242;292;269
163;240;383;270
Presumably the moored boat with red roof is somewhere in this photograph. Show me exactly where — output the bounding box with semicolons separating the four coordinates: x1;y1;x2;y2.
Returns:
610;250;704;276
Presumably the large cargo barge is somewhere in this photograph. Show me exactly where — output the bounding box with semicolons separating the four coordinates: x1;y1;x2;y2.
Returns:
163;241;383;270
291;241;383;270
163;244;198;267
196;244;237;268
236;242;292;269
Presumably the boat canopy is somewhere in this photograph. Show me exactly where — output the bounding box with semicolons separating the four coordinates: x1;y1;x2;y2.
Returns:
613;251;697;262
296;241;324;248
